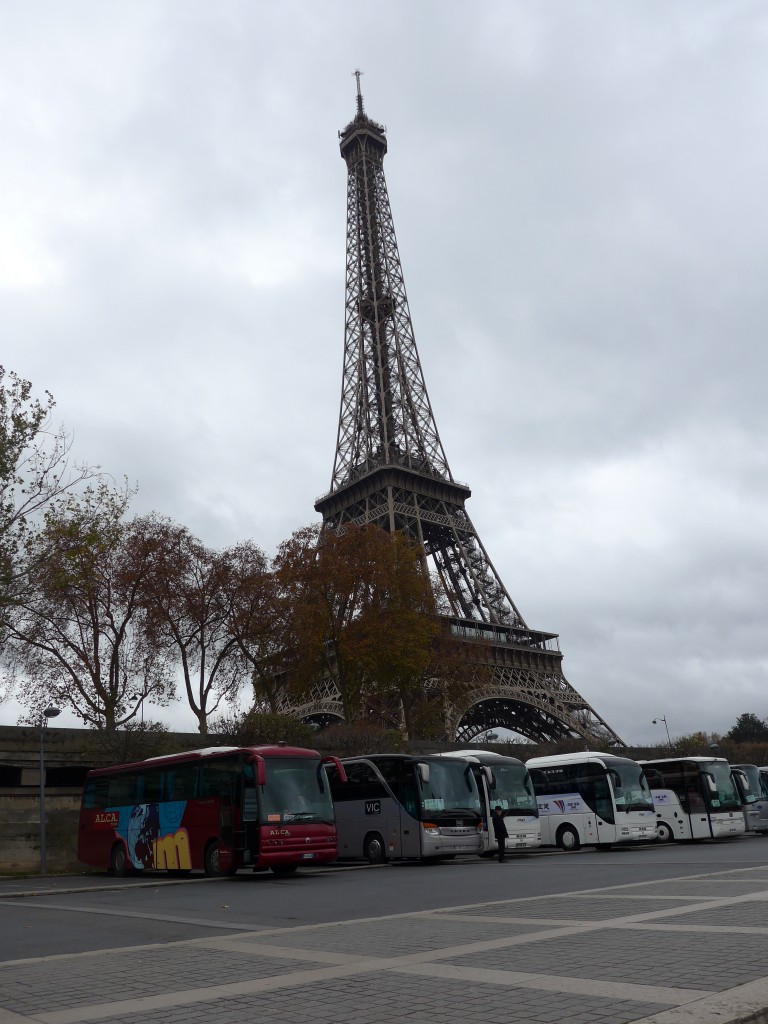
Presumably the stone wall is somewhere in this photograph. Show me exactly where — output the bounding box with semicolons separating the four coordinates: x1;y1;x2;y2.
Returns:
0;790;83;875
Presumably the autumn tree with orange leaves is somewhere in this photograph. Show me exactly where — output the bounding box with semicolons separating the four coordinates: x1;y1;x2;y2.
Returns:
274;523;440;737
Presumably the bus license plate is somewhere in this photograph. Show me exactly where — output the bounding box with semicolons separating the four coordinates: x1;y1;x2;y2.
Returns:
301;853;315;859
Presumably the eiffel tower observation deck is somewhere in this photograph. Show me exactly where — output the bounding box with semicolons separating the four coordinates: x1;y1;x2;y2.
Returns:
308;76;623;745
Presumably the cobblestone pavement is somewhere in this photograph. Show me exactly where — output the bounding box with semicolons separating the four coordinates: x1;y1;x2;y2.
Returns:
2;864;768;1024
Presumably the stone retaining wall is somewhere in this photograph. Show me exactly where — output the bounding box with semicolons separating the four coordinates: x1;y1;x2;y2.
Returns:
0;790;83;875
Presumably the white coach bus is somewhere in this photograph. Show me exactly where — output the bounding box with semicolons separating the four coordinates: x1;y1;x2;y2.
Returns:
435;750;541;854
639;757;745;843
526;752;657;851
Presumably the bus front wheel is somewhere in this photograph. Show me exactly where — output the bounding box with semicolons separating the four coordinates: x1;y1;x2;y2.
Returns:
110;842;130;877
204;840;226;877
557;825;581;852
364;833;387;864
656;822;675;844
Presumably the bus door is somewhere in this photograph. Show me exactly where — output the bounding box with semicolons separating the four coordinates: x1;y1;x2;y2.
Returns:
576;764;613;844
399;768;424;858
241;761;260;862
476;767;493;853
683;765;711;839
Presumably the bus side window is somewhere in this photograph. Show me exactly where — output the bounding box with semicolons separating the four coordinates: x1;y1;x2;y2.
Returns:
333;762;387;802
138;771;164;803
200;759;237;799
168;765;198;801
109;774;137;806
400;775;419;818
528;769;545;795
83;779;109;809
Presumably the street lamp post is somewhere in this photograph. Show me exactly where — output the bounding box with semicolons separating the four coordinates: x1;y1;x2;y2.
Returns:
39;706;61;875
652;715;672;746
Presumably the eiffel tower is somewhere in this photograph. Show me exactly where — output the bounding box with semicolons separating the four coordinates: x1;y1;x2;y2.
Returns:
287;76;623;746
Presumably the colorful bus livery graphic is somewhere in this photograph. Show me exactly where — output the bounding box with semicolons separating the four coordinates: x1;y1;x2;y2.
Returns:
78;746;344;877
110;801;190;870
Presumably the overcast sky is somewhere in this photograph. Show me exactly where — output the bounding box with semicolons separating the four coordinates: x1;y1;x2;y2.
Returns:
2;2;767;744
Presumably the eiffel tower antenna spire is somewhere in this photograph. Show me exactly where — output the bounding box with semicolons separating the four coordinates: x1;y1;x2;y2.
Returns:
301;83;623;745
353;68;364;116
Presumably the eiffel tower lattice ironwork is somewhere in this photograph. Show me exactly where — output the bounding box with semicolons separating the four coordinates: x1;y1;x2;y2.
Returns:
284;77;623;745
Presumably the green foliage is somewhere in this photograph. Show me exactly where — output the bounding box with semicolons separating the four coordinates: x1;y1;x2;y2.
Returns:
0;367;95;646
726;713;768;744
667;732;713;757
717;739;768;766
210;710;316;748
315;720;406;756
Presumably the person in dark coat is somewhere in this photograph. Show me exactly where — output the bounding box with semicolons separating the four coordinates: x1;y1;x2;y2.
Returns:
491;805;507;863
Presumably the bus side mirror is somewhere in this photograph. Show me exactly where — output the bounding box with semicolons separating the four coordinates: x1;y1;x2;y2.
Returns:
483;766;495;789
733;770;750;796
704;773;717;792
322;756;347;783
249;755;266;787
417;763;430;784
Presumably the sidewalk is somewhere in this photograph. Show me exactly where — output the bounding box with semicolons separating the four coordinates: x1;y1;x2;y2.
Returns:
2;862;768;1023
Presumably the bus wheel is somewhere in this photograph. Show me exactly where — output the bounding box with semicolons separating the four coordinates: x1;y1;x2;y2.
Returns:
557;825;581;852
364;833;388;864
656;822;674;843
271;864;298;876
204;841;224;877
110;843;129;877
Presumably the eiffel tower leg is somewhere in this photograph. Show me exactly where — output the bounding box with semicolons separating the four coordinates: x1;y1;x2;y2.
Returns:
444;649;624;747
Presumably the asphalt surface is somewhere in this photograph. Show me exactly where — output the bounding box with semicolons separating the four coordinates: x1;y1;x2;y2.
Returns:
2;837;768;1023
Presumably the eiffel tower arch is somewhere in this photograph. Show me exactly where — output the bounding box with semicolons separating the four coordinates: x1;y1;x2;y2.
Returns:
281;77;623;747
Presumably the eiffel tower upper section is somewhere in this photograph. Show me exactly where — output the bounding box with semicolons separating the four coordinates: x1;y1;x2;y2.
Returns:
316;76;525;631
314;78;622;745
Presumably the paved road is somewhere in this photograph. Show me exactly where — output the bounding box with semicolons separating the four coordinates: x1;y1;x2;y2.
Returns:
2;837;768;1023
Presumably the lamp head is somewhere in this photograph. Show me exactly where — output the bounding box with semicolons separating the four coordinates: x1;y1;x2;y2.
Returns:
43;707;61;720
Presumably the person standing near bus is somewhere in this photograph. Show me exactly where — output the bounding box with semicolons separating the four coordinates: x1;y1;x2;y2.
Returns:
492;805;507;862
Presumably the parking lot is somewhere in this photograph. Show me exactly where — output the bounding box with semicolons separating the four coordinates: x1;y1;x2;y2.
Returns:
2;838;768;1023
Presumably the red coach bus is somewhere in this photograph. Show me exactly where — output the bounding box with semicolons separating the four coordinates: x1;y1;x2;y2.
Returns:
78;745;346;877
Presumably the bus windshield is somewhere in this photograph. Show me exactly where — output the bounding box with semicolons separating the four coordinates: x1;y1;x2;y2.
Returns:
259;758;335;824
734;765;761;802
491;764;537;815
611;763;654;812
420;761;482;816
702;760;741;812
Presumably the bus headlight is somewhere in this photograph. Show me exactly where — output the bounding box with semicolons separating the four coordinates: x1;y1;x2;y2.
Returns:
422;822;440;835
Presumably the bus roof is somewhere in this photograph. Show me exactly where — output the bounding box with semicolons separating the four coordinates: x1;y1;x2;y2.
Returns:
526;751;637;768
637;756;729;766
84;745;323;778
435;749;526;767
340;753;469;765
